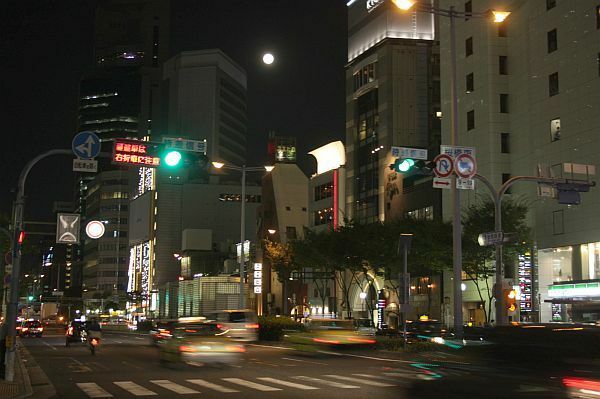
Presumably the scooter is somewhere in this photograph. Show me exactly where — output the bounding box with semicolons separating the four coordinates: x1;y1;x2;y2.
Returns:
89;336;101;355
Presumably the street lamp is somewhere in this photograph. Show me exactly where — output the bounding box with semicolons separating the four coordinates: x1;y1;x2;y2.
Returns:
212;161;274;308
394;0;510;338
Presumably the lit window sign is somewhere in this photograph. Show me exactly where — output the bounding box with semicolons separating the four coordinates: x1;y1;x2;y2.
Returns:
547;282;600;298
113;140;160;167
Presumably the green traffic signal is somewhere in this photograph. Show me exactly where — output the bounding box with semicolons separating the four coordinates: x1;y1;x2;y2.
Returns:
28;296;34;301
397;158;415;172
164;150;183;167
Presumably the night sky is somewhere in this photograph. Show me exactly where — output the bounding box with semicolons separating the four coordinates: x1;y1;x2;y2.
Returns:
0;0;347;221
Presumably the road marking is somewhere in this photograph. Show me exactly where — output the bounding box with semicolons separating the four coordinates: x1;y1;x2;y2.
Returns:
187;379;239;393
134;337;145;340
248;358;282;367
150;380;199;394
282;357;328;365
222;378;282;391
353;373;410;382
257;377;319;390
41;340;58;351
76;382;113;398
326;374;395;387
292;376;360;389
248;343;293;350
121;361;143;370
114;381;158;396
317;351;412;363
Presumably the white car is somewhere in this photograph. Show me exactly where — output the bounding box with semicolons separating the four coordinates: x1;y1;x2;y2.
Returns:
204;310;259;342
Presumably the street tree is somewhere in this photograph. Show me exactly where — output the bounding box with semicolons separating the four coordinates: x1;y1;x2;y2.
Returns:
462;198;531;324
263;239;296;314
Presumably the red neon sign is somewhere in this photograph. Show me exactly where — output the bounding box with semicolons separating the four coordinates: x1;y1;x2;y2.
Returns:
112;140;160;167
333;169;339;229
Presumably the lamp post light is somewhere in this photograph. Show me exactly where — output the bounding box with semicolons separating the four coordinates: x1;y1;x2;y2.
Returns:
212;162;274;309
394;0;510;338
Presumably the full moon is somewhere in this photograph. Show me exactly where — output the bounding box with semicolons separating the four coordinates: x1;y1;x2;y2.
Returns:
262;53;275;65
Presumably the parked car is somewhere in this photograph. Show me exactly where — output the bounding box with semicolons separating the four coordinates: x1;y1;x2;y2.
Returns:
204;310;258;342
160;322;245;367
19;320;44;337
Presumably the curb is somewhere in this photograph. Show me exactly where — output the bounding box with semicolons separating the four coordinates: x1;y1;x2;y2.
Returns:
17;342;56;399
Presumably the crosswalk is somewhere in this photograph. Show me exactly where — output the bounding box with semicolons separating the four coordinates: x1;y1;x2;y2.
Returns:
76;373;405;397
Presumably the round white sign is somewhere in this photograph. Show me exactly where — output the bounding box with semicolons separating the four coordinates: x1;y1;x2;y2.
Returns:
454;153;477;179
86;221;105;239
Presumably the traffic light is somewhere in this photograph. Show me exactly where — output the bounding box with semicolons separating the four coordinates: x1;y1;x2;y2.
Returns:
390;159;434;174
505;289;518;313
17;231;25;245
164;150;183;167
160;146;209;182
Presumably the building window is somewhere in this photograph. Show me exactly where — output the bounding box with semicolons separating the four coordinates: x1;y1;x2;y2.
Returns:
467;110;475;130
405;206;433;221
549;72;559;96
499;56;508;75
314;182;334;201
597;5;600;29
465;0;472;20
547;29;557;53
314;208;334;226
465;37;473;57
502;173;512;194
550;118;561;141
466;73;474;93
218;194;261;203
285;226;297;240
597;53;600;76
501;133;510;153
500;94;509;113
498;22;507;37
553;210;564;235
353;62;377;91
285;206;291;211
547;0;556;10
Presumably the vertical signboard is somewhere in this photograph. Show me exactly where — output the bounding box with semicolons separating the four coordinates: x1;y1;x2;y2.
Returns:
518;252;533;314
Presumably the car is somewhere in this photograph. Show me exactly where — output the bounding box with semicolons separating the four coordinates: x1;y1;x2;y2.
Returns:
353;318;377;336
19;320;44;337
204;310;259;342
149;320;178;346
159;322;246;367
284;318;377;351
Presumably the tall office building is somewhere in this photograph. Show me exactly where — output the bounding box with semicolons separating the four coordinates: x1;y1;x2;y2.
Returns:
345;0;441;225
163;49;248;166
76;0;170;311
439;0;600;323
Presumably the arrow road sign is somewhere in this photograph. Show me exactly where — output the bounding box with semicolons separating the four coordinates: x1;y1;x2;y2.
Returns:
433;154;454;178
433;177;452;189
72;131;101;160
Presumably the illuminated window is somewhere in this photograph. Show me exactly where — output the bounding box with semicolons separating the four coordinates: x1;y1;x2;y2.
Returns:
314;182;334;201
314;208;334;226
353;62;377;91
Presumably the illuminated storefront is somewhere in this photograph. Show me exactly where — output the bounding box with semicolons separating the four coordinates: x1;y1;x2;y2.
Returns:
539;244;600;323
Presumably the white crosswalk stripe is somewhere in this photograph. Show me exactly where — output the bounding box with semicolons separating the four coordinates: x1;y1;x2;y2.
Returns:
113;381;158;396
257;377;320;390
222;378;282;391
76;383;113;398
186;379;239;393
292;376;360;389
150;380;199;394
327;374;396;387
353;373;410;383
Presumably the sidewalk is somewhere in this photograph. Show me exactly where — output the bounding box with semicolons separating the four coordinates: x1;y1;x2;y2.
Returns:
0;338;56;399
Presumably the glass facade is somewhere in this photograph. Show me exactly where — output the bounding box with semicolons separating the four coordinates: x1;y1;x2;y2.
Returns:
355;89;379;224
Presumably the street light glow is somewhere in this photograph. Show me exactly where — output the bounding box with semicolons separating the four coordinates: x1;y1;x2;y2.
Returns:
262;53;275;65
359;292;367;299
212;161;225;169
393;0;416;10
268;229;277;235
492;10;511;23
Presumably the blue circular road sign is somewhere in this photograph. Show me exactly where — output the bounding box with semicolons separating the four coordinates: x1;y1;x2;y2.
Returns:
72;131;101;160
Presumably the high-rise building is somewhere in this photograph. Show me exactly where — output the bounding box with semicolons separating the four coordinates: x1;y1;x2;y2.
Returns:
345;0;441;225
439;0;600;323
163;49;248;166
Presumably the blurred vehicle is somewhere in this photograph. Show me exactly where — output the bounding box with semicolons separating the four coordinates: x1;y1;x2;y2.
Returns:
65;320;86;346
19;320;43;337
285;318;376;351
353;318;377;336
405;318;445;342
159;322;245;367
149;320;178;346
204;310;258;342
407;323;600;399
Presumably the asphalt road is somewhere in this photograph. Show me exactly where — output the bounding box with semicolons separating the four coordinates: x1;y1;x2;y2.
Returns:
20;329;441;399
